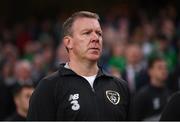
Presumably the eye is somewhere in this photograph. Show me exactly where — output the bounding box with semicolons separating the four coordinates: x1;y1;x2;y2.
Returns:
83;31;91;35
96;31;102;37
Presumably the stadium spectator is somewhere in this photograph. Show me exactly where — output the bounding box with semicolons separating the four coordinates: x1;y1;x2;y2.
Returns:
6;84;34;121
130;56;172;120
122;43;148;94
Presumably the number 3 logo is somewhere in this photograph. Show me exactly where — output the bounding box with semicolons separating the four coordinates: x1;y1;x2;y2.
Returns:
71;100;80;111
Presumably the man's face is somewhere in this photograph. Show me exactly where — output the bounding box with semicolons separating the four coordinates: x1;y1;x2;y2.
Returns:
126;45;142;65
149;60;168;82
68;17;103;61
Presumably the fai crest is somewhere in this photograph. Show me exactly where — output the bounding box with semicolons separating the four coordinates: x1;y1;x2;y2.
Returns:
106;90;120;105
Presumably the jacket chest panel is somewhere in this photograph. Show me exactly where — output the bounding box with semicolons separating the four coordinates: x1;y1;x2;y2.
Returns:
57;78;126;120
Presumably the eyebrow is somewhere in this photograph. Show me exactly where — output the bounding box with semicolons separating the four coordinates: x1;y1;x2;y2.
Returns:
81;28;102;33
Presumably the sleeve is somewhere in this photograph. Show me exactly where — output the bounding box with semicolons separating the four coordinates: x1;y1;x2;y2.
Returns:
160;92;180;121
27;78;58;120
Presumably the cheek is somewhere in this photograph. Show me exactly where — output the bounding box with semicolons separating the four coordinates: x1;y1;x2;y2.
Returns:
72;41;86;55
151;69;158;77
23;98;29;107
74;36;86;45
100;40;103;46
162;70;168;77
157;70;167;78
74;42;86;50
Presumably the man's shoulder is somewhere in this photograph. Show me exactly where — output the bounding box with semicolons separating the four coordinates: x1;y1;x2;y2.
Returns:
99;69;129;91
33;70;63;95
111;76;128;88
106;76;129;95
37;70;61;87
43;70;60;81
170;91;180;102
99;69;128;87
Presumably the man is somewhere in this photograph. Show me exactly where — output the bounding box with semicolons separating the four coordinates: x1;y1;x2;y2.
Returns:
130;56;171;120
122;43;148;94
27;11;130;120
13;60;33;85
6;84;34;121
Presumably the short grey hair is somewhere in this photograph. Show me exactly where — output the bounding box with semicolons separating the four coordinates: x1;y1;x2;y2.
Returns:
62;11;100;37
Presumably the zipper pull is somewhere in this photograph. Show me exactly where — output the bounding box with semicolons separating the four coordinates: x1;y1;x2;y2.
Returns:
92;87;95;92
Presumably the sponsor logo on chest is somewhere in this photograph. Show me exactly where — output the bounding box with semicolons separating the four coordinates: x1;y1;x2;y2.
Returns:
69;93;80;111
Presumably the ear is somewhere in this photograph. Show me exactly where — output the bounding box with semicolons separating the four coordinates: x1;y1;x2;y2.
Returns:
63;36;73;51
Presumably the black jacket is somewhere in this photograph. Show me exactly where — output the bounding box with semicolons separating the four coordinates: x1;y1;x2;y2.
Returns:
121;68;149;94
5;112;26;121
27;64;130;120
160;91;180;121
130;84;171;120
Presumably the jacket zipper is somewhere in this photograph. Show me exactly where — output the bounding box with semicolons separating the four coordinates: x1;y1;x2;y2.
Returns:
81;77;100;120
92;79;100;120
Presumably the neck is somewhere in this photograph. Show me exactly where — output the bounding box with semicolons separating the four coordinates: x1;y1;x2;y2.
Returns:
150;78;165;88
127;63;136;68
17;108;27;118
68;60;99;77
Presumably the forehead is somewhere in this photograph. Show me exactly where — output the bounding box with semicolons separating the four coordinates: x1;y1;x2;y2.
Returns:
72;17;101;31
129;45;140;51
153;60;166;67
126;46;141;55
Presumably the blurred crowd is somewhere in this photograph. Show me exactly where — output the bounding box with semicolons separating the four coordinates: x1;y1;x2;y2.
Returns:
1;4;180;121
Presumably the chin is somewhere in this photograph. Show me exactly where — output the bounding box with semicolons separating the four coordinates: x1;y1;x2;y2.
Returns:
87;55;100;61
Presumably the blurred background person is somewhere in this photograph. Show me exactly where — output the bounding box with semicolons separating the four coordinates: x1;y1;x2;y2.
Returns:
121;43;148;94
130;56;172;121
41;42;56;74
13;60;33;86
54;43;69;67
6;84;34;121
108;41;127;76
31;53;46;86
1;43;19;67
149;34;177;73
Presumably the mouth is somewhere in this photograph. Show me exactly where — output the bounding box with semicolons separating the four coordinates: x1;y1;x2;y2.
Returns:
89;47;100;51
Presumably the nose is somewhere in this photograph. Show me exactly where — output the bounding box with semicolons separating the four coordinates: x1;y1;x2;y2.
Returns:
91;32;100;43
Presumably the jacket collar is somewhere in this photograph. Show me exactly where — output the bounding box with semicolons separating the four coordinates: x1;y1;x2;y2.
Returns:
58;63;112;78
